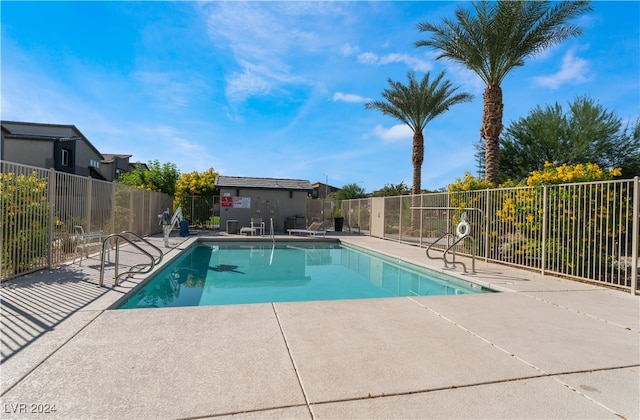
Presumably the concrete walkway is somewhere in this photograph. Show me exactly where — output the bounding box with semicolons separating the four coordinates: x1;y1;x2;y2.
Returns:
1;233;638;419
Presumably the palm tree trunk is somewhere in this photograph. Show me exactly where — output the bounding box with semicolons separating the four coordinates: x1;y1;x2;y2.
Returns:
481;84;504;184
411;131;424;231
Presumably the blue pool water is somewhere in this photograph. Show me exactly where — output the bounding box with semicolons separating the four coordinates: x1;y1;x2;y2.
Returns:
115;242;493;309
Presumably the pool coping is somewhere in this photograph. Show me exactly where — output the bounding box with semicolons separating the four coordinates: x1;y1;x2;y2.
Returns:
1;232;638;419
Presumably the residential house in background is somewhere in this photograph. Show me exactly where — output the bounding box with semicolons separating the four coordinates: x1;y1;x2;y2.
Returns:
100;154;133;181
1;120;105;179
311;181;339;199
1;120;138;182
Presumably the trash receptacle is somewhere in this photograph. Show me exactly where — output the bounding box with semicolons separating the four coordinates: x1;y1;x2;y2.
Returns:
226;219;239;234
179;220;189;237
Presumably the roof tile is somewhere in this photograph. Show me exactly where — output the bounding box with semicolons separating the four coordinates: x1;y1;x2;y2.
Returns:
215;176;312;190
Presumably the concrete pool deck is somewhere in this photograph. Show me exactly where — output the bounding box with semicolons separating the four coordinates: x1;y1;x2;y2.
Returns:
1;232;638;419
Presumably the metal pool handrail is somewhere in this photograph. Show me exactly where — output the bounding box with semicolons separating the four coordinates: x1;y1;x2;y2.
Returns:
99;232;164;287
426;232;476;273
421;208;479;274
442;234;476;274
269;218;275;264
270;218;275;242
118;231;163;265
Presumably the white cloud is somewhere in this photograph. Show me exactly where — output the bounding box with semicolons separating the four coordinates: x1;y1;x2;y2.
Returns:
200;2;346;104
340;43;360;57
139;125;214;170
225;70;272;102
132;71;204;109
333;92;370;103
379;53;432;72
533;48;591;90
357;52;379;65
200;3;304;102
357;51;432;72
369;124;413;143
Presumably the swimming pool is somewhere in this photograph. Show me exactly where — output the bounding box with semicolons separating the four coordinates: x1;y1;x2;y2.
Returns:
114;241;494;309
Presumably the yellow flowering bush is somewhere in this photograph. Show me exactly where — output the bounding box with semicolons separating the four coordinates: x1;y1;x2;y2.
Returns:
448;172;494;192
526;162;621;186
174;168;219;206
1;171;50;275
174;168;220;226
497;162;624;274
447;163;625;274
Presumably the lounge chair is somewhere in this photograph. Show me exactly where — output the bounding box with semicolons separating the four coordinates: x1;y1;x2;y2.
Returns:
288;221;325;237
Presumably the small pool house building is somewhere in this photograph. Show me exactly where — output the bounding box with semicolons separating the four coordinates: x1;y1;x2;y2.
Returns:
215;176;312;234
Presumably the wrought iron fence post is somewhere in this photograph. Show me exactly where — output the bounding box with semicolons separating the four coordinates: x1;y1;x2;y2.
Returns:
631;177;638;295
484;188;490;262
85;177;93;233
110;183;116;235
419;194;424;247
191;195;195;225
399;194;403;243
541;185;548;276
446;192;451;238
47;168;55;267
128;187;134;232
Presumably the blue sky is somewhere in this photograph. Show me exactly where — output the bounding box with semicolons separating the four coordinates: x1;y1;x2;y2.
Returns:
2;1;638;192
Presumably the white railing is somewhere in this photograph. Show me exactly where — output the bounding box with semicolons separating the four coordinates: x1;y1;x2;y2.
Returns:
0;160;173;281
342;177;639;294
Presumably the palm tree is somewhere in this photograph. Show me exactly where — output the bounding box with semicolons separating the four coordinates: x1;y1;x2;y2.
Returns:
415;0;592;184
365;71;472;229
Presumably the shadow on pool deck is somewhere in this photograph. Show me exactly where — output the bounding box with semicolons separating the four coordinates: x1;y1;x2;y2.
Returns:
0;232;638;419
1;267;107;364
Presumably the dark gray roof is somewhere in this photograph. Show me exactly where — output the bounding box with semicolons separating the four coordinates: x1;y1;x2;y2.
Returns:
2;120;79;138
215;176;312;191
1;120;103;159
101;154;132;163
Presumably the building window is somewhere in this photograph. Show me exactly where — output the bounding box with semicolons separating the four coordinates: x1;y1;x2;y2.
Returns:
61;149;71;167
89;159;100;168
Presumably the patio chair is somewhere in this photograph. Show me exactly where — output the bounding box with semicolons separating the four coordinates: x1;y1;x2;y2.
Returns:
251;217;265;236
73;225;109;266
287;221;325;237
239;218;265;236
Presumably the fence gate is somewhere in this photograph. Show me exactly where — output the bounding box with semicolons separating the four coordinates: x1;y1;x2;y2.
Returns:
181;195;219;229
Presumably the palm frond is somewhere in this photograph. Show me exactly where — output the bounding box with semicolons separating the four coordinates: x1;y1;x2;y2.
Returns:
366;71;473;133
416;0;592;85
